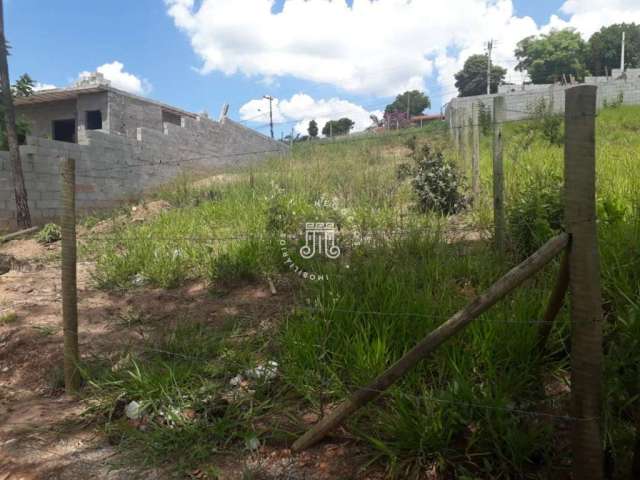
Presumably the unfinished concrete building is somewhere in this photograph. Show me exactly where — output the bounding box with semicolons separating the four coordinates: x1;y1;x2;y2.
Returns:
0;73;286;228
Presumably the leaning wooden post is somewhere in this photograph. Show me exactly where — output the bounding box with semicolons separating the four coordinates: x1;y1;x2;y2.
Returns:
492;96;506;253
536;250;570;353
61;157;80;393
564;85;603;480
471;102;480;201
292;233;569;451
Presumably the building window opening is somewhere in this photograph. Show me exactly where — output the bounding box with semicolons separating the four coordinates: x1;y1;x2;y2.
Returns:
86;110;102;130
162;109;182;127
52;119;76;143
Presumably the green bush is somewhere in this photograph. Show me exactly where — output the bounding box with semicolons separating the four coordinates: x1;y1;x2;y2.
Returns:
36;223;61;244
408;143;466;215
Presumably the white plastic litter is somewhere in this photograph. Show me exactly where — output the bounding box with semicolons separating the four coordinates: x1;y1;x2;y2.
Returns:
125;401;142;420
131;273;148;287
245;361;278;381
246;436;260;451
229;374;244;387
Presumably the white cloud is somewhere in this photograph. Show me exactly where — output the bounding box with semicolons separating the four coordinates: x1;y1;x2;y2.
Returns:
167;0;640;103
555;0;640;38
78;61;152;95
33;82;57;91
239;93;383;136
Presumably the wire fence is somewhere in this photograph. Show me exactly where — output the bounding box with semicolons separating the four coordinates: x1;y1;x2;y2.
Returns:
0;85;614;476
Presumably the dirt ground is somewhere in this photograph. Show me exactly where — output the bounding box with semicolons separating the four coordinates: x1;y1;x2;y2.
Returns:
0;231;385;480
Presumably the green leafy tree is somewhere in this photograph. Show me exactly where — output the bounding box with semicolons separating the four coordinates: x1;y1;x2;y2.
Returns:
322;118;354;137
307;119;318;139
12;73;34;97
454;54;507;97
515;29;589;84
588;23;640;76
0;73;34;149
385;90;430;116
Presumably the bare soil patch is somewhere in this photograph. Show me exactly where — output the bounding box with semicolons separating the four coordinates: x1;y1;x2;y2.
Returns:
0;236;381;479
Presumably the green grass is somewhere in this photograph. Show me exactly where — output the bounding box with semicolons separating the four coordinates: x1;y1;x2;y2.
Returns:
85;319;293;474
85;110;640;478
0;311;18;324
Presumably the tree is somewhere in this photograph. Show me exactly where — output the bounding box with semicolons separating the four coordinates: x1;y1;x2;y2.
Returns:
454;54;507;97
12;73;34;97
0;74;32;148
515;29;589;84
307;119;318;139
0;0;31;228
385;90;430;116
383;110;410;129
588;23;640;76
322;118;354;137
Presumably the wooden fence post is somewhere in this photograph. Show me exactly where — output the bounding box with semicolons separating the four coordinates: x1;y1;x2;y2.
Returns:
463;113;471;173
61;157;80;393
457;109;465;168
564;85;603;480
471;102;480;200
492;96;506;252
451;107;459;152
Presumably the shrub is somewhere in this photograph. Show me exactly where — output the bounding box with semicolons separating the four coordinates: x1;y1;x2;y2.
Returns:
36;223;61;244
400;142;466;215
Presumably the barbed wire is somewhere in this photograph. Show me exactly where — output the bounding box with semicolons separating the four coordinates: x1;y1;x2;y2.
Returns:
0;292;570;326
13;109;600;180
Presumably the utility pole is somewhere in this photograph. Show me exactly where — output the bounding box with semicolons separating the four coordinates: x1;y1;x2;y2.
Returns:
407;92;411;122
486;39;494;95
263;95;274;139
621;31;626;73
0;0;31;228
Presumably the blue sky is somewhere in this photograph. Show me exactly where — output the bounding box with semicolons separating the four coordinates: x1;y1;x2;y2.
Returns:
6;0;633;138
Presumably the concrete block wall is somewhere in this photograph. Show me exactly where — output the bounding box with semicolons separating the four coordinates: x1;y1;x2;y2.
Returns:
16;99;78;139
446;79;640;129
0;111;287;229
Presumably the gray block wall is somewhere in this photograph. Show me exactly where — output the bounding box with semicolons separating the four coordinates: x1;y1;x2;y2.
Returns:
0;114;287;229
446;78;640;129
15;99;78;139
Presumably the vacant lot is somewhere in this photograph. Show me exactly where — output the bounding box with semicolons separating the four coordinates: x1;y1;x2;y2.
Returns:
1;107;639;479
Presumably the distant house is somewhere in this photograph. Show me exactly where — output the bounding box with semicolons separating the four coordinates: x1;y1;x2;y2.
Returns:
409;114;445;127
1;73;287;228
366;112;444;132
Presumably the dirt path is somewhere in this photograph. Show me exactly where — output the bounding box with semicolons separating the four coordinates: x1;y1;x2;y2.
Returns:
0;238;173;478
0;236;380;480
